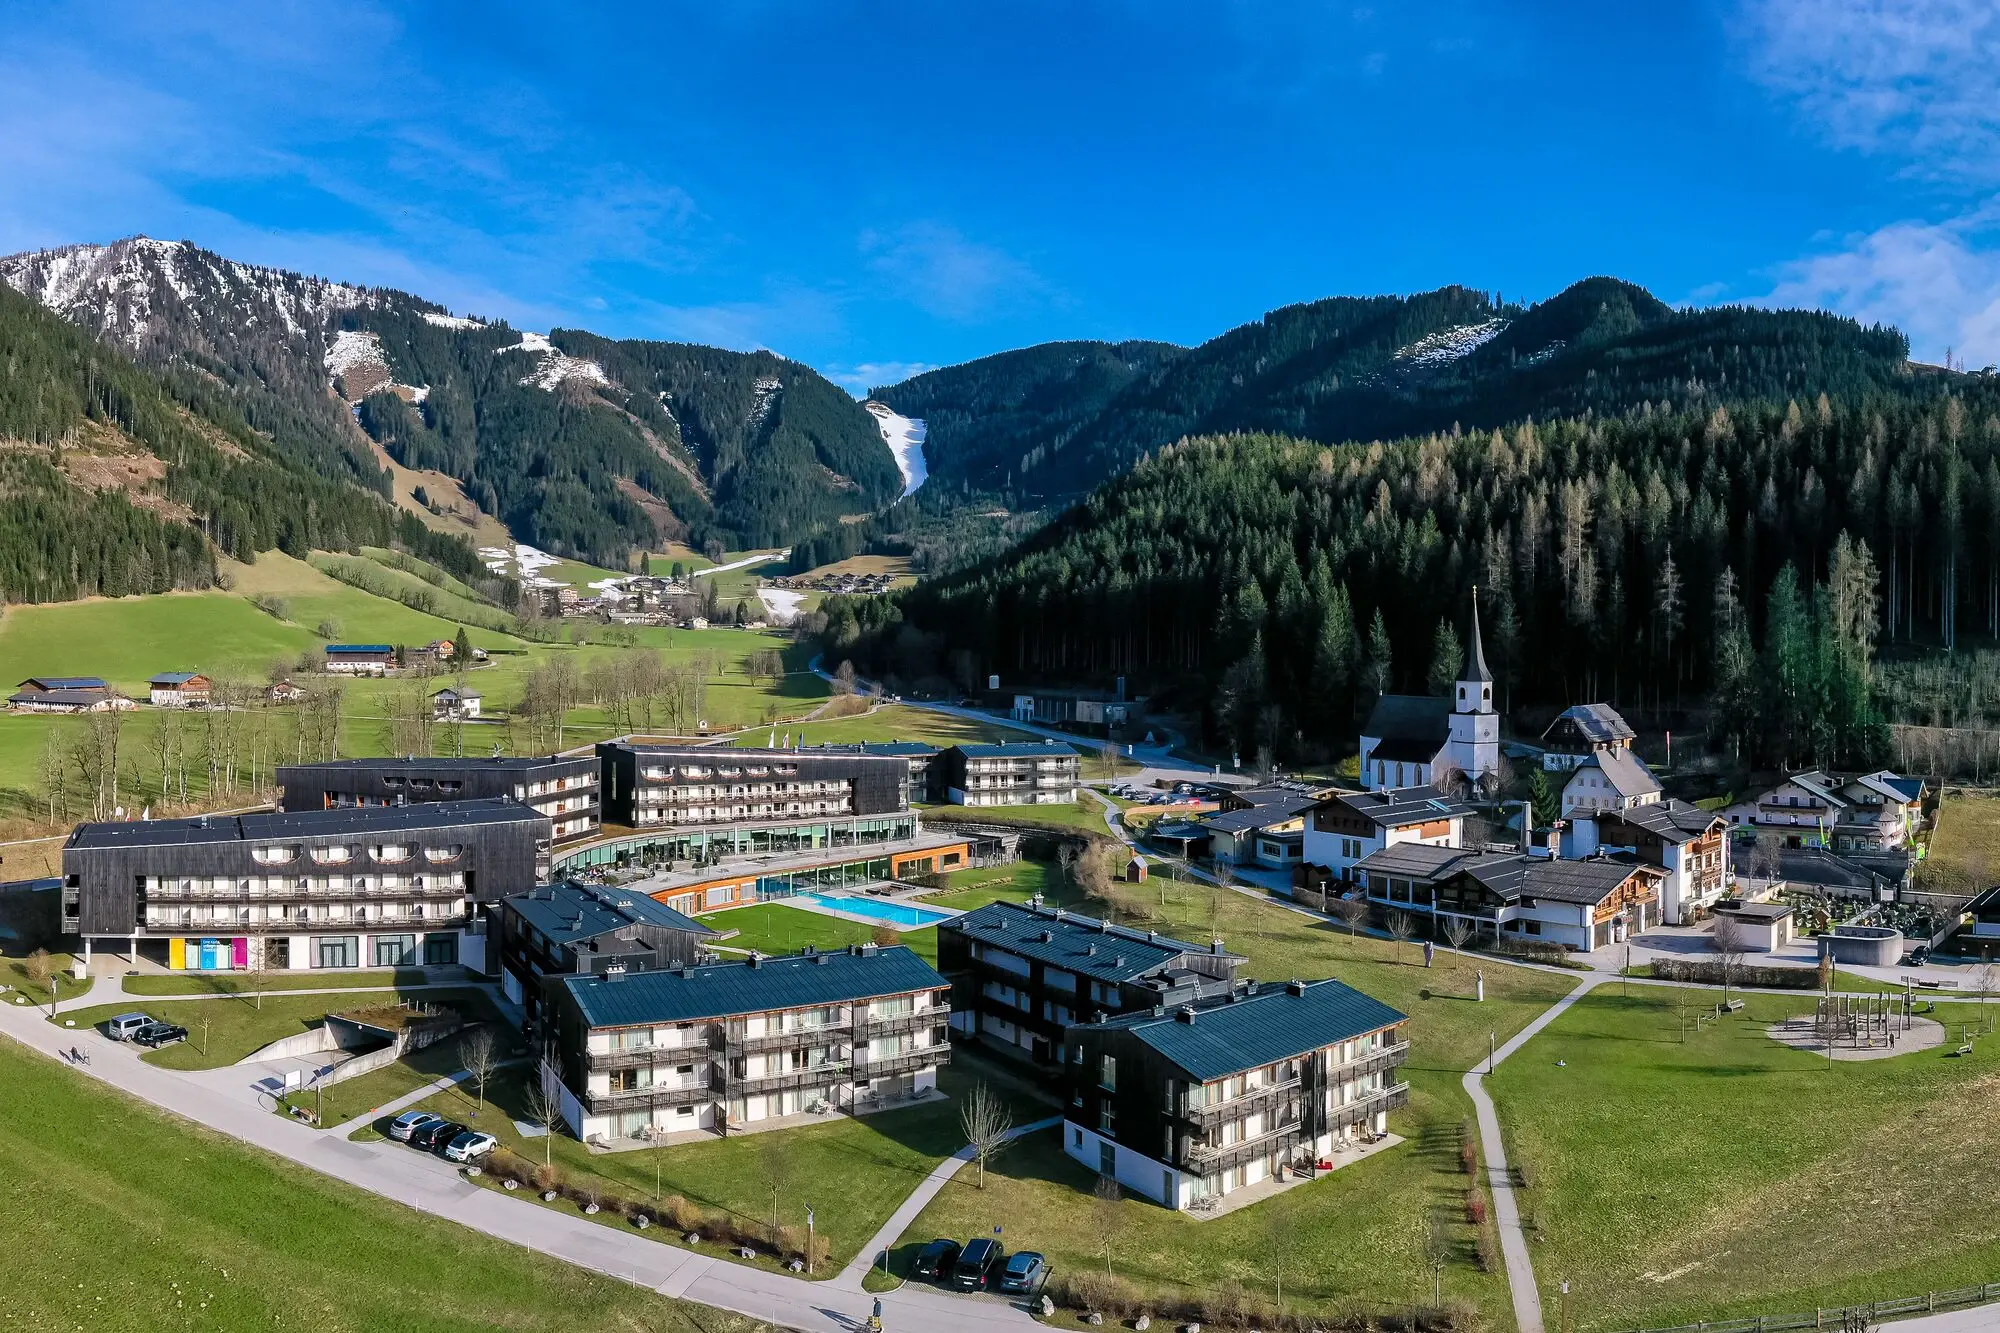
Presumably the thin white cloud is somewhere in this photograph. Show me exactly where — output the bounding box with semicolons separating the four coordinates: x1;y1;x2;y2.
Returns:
1743;0;2000;180
860;222;1050;323
821;361;938;396
1764;205;2000;366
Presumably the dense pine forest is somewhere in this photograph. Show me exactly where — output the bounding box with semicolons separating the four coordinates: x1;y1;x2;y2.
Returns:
0;281;498;601
824;380;2000;771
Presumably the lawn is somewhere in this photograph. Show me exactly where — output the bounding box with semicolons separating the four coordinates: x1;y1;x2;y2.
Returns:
921;801;1115;836
881;868;1578;1324
57;987;497;1070
1921;790;2000;894
921;858;1076;911
296;1036;480;1128
0;952;92;1006
0;1041;772;1333
358;1063;1041;1274
123;967;448;996
704;902;940;966
754;702;1026;749
1489;986;2000;1331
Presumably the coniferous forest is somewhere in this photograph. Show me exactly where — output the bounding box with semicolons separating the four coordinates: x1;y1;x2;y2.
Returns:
823;382;2000;771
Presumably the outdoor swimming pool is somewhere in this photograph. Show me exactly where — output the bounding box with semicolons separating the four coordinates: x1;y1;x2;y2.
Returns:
796;893;952;928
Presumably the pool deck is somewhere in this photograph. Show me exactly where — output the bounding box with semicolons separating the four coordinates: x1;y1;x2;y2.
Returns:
605;830;974;900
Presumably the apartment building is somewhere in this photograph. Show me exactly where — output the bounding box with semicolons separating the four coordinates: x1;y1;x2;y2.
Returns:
1063;977;1410;1210
936;900;1243;1067
61;799;550;973
939;742;1081;806
596;743;909;828
545;943;951;1143
277;755;601;843
800;741;940;805
493;879;718;1031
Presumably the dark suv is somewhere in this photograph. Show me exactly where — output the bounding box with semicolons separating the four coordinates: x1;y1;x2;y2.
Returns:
911;1238;960;1282
952;1238;1003;1291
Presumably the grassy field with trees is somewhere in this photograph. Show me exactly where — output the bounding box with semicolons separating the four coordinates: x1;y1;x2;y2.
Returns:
0;1042;774;1333
59;988;498;1071
1489;985;2000;1331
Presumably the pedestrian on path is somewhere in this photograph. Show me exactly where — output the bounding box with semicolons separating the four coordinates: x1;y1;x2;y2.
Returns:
868;1296;883;1330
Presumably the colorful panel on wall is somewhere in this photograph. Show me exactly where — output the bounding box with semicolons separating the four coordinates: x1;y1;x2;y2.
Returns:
167;937;186;970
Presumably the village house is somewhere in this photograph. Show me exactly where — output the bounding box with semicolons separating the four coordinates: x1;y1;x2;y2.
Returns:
1539;703;1637;770
266;679;305;705
1728;770;1927;852
432;686;482;720
148;672;212;708
424;639;457;662
1063;977;1410;1211
1357;596;1499;792
1350;842;1662;951
1298;784;1473;892
1558;745;1662;817
1194;784;1327;870
1571;800;1731;925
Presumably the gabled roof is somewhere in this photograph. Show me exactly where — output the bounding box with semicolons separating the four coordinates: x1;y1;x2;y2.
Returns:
1331;784;1473;829
1081;978;1406;1083
1848;771;1913;804
563;944;945;1028
18;676;108;691
1542;703;1635;747
503;880;715;946
432;686;483;699
1354;842;1489;880
1783;771;1845;807
1880;774;1926;803
1360;695;1451;748
1574;747;1660;800
1599;799;1723;843
1197;788;1318;834
148;672;206;686
1470;855;1652;906
942;900;1235;982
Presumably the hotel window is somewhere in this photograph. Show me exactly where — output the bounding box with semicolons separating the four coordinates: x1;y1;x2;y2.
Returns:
1099;1054;1117;1092
309;846;352;866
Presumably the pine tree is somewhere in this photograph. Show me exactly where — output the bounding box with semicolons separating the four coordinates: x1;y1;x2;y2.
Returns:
1427;619;1463;696
1364;610;1394;697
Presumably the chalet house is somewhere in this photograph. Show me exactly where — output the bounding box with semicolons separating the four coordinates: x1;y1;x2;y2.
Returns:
1572;800;1730;925
148;672;212;708
1196;784;1327;870
1299;785;1472;890
425;639;457;662
1539;703;1636;771
1063;977;1410;1211
1729;770;1927;852
940;742;1081;806
1358;597;1499;792
545;943;950;1144
1351;843;1661;950
1558;746;1661;817
323;645;394;677
9;687;136;714
937;900;1243;1068
266;680;305;705
493;879;717;1032
432;687;482;720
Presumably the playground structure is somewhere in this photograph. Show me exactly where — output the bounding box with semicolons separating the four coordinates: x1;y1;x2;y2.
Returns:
1811;994;1903;1050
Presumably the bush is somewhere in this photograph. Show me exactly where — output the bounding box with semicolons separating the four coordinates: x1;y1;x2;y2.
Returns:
1649;957;1822;989
1474;1230;1500;1273
1464;1189;1488;1226
530;1162;563;1193
870;924;902;948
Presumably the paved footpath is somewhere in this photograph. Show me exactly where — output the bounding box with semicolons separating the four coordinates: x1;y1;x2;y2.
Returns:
1;995;1041;1333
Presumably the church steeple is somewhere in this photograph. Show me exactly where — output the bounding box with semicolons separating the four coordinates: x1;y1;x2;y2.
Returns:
1463;586;1493;686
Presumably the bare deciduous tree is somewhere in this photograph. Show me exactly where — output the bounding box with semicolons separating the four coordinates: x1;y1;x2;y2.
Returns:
523;1069;560;1168
1333;895;1370;936
1711;915;1751;1003
959;1080;1015;1189
244;940;274;1010
459;1028;499;1112
1421;1208;1450;1307
1387;909;1416;960
1443;915;1474;961
1094;1175;1124;1275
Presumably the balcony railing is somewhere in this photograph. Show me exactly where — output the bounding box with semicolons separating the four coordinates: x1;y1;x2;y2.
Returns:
727;1063;850;1098
143;881;465;903
1329;1082;1410;1130
584;1080;712;1112
1334;1042;1410;1081
724;1025;849;1056
588;1044;713;1073
1185;1075;1301;1124
853;1046;949;1081
1182;1118;1304;1173
852;1009;938;1040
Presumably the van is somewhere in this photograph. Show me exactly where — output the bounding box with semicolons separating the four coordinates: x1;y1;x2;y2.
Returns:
107;1012;153;1041
952;1238;1003;1291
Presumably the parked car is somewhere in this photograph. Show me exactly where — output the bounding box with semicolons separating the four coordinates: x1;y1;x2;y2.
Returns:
911;1238;961;1282
410;1119;466;1151
1907;945;1933;966
442;1130;497;1162
106;1012;154;1041
133;1022;188;1047
389;1110;445;1143
952;1238;1004;1291
998;1250;1047;1294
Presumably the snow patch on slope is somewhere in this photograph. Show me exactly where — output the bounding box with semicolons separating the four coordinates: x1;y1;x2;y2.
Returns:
864;401;928;497
421;311;484;330
1395;319;1507;368
325;330;386;384
497;330;612;391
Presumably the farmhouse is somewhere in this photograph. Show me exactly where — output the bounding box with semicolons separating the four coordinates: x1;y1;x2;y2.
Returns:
431;686;482;720
1558;745;1662;817
16;675;110;693
323;644;394;676
148;672;212;708
1063;977;1410;1211
1357;595;1499;792
1195;784;1325;869
60;798;551;974
1351;844;1662;950
1539;703;1637;770
8;687;136;713
1298;784;1472;891
266;679;304;704
1572;800;1730;924
544;943;950;1144
936;899;1242;1068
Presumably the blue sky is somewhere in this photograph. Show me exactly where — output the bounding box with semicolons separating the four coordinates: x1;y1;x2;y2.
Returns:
5;0;2000;386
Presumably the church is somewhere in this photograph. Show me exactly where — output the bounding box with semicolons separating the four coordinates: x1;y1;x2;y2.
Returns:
1357;595;1500;792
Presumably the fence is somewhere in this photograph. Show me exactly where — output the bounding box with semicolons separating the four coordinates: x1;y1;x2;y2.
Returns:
1617;1280;2000;1333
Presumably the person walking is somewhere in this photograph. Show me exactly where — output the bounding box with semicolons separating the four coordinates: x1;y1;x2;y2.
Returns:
867;1297;883;1331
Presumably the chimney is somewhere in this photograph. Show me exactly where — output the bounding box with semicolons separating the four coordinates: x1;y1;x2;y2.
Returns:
1210;939;1225;954
605;963;627;982
1520;810;1532;854
747;953;762;968
1286;979;1306;996
1175;1006;1196;1024
1547;822;1562;860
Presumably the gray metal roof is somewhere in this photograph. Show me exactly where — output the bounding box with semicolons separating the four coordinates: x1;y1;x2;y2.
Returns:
1360;694;1451;747
1474;856;1649;905
1576;747;1660;800
943;900;1234;982
564;944;946;1028
1543;703;1635;747
66;798;547;850
951;741;1079;759
504;880;715;945
1353;842;1489;879
10;689;126;707
1600;799;1721;842
1331;784;1473;828
1085;978;1406;1083
1198;789;1318;834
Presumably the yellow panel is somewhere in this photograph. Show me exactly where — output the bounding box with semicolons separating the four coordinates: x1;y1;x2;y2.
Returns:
167;937;186;970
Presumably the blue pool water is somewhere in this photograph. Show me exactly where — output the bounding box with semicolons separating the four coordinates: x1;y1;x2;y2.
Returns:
797;893;950;928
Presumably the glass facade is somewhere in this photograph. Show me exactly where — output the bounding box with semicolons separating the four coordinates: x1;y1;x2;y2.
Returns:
552;814;919;874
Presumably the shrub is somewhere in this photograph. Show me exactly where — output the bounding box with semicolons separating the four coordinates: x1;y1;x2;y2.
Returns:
1459;1138;1477;1175
660;1194;703;1231
1650;957;1822;989
1464;1189;1488;1225
530;1162;563;1193
1474;1230;1499;1273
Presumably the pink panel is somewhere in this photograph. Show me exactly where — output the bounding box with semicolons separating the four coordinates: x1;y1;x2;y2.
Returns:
232;937;249;968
